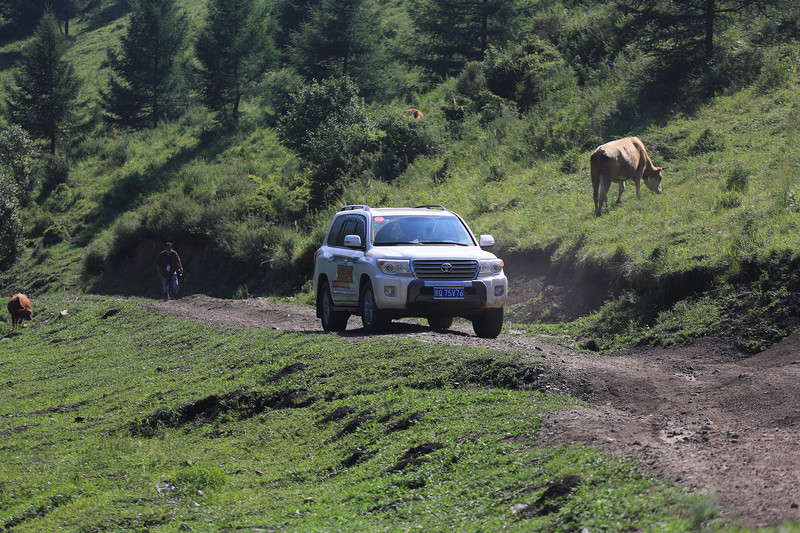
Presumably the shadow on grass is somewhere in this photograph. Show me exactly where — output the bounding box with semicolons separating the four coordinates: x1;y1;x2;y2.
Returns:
82;1;131;33
75;126;240;247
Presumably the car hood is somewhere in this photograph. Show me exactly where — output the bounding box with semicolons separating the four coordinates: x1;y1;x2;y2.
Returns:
366;245;500;261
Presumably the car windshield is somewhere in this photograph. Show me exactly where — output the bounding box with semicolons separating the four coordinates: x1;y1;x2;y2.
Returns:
372;215;473;246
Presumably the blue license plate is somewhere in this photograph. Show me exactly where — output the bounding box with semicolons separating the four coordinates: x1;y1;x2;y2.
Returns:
434;287;464;299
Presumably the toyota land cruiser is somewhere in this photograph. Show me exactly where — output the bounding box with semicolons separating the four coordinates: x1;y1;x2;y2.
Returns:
313;205;507;338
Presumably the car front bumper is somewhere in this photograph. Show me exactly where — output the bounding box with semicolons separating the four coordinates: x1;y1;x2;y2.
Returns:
373;275;507;317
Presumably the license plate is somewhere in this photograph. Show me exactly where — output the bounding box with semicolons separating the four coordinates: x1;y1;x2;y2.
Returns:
434;287;464;299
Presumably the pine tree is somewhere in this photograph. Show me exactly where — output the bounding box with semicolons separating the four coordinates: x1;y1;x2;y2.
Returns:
408;0;516;78
3;11;82;155
271;0;314;52
617;0;767;62
100;0;187;129
0;0;48;35
194;0;277;125
289;0;378;81
0;0;94;36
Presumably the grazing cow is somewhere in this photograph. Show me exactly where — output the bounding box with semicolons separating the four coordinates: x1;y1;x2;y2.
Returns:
591;137;664;216
403;108;424;120
7;293;32;328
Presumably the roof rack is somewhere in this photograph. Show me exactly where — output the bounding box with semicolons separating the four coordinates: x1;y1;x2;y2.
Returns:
340;205;370;212
414;205;448;211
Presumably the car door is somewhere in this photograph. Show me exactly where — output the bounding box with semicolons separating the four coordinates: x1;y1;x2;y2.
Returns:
329;215;365;306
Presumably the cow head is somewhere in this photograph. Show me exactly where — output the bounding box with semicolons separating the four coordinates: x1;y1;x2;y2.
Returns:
19;308;32;320
644;167;664;194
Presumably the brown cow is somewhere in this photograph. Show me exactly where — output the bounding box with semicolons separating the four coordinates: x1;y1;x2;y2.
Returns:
7;293;32;328
591;137;664;216
403;108;424;120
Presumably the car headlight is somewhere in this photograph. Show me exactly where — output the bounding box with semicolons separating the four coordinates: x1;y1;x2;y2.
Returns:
377;259;413;276
478;259;504;276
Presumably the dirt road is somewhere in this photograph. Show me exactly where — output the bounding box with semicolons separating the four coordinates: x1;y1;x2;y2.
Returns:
145;295;800;528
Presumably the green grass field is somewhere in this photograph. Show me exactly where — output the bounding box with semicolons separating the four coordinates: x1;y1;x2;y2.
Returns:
0;297;707;531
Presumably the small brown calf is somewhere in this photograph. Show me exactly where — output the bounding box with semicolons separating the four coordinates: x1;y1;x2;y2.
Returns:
8;293;32;328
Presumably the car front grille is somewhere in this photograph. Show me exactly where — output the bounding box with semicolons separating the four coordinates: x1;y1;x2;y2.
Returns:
412;259;479;280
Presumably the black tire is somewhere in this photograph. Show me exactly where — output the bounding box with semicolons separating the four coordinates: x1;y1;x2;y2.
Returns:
472;307;504;338
428;315;453;331
319;282;349;332
360;280;390;333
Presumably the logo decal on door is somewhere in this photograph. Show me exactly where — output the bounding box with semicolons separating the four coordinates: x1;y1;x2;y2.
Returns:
332;265;354;288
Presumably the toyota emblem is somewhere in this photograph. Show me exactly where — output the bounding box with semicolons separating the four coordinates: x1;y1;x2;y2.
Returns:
441;263;453;272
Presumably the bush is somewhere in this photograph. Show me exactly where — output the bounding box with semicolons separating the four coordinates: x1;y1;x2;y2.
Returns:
259;67;305;121
168;466;226;493
442;63;509;126
0;125;35;202
43;183;77;213
560;151;582;173
34;153;70;200
369;107;439;181
685;41;762;97
0;171;20;268
42;224;69;245
277;77;377;204
483;36;574;111
83;243;107;276
754;44;799;94
24;207;55;238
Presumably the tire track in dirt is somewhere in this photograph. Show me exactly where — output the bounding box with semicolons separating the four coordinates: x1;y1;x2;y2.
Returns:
144;295;800;527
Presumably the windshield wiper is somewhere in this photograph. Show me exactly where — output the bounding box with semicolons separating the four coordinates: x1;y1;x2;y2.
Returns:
374;241;419;246
419;241;468;246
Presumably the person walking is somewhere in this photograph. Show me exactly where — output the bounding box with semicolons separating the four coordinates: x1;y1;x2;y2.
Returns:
156;241;183;301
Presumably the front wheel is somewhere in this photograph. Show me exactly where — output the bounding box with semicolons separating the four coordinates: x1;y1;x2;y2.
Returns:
360;281;390;333
319;283;349;332
472;308;504;338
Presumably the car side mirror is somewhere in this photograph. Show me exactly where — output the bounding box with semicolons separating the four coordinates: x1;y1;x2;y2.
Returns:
479;235;495;248
344;235;362;248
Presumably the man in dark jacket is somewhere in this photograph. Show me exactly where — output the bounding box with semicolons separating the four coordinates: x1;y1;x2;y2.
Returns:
156;242;183;301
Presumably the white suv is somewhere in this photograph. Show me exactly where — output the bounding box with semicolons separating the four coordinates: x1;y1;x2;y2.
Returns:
313;205;508;338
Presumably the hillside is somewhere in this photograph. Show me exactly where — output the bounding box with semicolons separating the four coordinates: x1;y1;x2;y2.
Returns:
0;0;799;352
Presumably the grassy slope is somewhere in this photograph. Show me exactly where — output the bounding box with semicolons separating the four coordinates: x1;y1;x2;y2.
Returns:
2;2;799;304
360;84;800;278
0;298;703;531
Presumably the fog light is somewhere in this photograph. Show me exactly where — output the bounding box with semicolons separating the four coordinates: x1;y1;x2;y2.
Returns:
384;286;396;297
495;285;505;297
